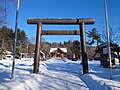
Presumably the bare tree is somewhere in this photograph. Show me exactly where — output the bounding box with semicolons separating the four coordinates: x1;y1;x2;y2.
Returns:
29;36;45;49
0;0;16;26
103;25;120;44
29;36;36;44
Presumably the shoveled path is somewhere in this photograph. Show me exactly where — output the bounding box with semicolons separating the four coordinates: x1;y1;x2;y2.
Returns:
39;58;89;90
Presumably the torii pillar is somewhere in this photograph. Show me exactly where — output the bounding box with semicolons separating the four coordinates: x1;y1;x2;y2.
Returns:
80;22;88;74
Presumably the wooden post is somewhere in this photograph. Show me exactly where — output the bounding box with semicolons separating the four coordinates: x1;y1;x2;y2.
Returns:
80;22;88;74
33;22;42;73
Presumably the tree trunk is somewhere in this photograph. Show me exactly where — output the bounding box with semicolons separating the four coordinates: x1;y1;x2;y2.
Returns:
92;40;99;59
117;51;120;65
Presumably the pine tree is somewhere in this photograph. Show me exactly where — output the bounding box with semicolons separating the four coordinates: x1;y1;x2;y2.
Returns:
16;28;29;57
87;28;103;58
87;28;102;46
0;26;14;51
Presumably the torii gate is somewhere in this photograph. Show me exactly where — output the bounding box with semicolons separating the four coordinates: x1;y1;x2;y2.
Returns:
27;18;95;74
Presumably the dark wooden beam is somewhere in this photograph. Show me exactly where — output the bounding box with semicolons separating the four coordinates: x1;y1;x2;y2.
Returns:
33;22;42;74
27;18;95;25
80;22;88;74
42;30;80;35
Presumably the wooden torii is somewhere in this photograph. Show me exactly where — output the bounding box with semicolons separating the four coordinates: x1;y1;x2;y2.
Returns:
27;18;95;74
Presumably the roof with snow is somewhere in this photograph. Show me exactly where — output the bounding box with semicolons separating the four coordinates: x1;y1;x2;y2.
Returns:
50;48;67;53
40;51;45;55
98;43;108;48
32;51;45;55
3;50;13;55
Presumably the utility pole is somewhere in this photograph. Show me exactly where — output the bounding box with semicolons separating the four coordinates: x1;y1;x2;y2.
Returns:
104;0;112;79
11;0;20;79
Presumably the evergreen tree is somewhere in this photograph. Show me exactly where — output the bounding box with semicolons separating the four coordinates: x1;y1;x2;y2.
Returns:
0;26;29;58
87;28;103;58
87;28;102;46
16;28;29;56
0;26;14;51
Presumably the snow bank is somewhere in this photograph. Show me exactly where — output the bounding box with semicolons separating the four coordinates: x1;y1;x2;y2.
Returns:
80;60;120;90
0;58;41;90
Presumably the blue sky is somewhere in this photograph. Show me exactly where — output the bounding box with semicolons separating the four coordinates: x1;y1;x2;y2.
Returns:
4;0;120;43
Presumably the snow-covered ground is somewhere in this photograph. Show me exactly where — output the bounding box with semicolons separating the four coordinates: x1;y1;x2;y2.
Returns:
0;58;120;90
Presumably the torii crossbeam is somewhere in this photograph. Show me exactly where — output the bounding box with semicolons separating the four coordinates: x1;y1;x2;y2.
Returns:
27;18;95;74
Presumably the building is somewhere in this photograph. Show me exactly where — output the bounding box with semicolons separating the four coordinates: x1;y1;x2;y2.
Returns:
50;48;67;58
2;50;13;60
32;51;46;60
98;43;119;68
